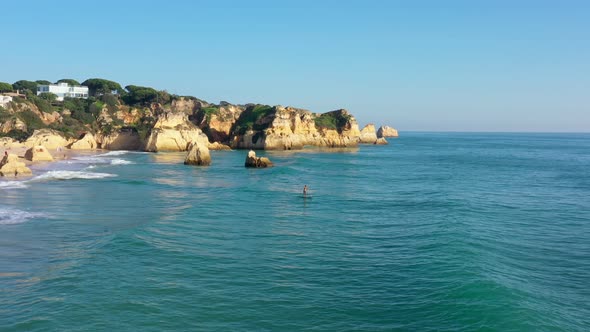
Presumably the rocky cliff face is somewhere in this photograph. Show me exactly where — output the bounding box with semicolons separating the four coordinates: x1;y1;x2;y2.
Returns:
1;118;27;134
227;106;361;150
194;104;244;143
69;133;98;150
171;97;204;114
24;129;71;149
0;100;62;136
144;111;209;152
96;129;143;150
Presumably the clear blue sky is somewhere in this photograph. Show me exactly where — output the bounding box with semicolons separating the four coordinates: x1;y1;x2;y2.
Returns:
1;0;588;132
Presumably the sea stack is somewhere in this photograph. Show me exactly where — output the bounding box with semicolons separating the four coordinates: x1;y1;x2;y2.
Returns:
24;145;54;162
184;142;211;166
245;150;273;168
0;153;32;177
377;126;399;138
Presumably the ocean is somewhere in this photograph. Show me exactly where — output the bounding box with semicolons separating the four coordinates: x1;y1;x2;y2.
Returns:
1;132;589;331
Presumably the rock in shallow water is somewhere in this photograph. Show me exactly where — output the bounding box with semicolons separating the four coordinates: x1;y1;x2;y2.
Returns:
244;150;273;168
184;142;211;166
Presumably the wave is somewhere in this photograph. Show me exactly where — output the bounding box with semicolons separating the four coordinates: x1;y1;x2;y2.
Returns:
110;159;133;165
31;171;117;181
0;208;47;225
0;181;28;189
99;151;129;157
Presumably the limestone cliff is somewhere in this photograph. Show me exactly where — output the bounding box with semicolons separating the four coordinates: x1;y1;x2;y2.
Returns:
194;104;244;143
227;106;361;150
144;111;209;152
96;128;143;150
1;118;27;134
24;129;71;149
69;133;98;150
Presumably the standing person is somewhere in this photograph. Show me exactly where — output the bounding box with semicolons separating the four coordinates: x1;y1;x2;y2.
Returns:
303;185;308;196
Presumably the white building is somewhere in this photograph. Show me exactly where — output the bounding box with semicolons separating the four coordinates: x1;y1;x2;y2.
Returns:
37;82;89;101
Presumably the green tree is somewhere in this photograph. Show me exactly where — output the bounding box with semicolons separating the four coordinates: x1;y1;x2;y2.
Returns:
0;82;14;93
12;80;38;94
56;78;80;86
123;85;159;105
38;92;58;102
81;78;124;96
35;80;52;85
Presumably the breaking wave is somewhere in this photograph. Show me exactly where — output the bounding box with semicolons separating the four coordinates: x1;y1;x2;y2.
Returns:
0;181;28;190
110;159;133;165
31;171;117;181
0;208;47;225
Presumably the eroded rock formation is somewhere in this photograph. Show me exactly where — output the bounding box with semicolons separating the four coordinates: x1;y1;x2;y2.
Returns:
24;145;54;162
24;129;70;150
0;153;32;177
184;142;211;166
144;112;209;152
69;133;99;150
377;125;399;138
359;124;378;143
245;150;273;168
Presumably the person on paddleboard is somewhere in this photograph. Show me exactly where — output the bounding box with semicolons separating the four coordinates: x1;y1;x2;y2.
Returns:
303;185;308;196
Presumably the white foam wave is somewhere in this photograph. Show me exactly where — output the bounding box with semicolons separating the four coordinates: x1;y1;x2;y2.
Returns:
100;151;129;157
31;171;117;181
0;208;47;225
110;159;133;165
0;181;28;189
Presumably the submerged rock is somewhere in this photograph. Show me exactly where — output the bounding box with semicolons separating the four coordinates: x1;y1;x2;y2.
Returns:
184;142;211;166
24;145;54;162
244;150;273;168
0;153;32;177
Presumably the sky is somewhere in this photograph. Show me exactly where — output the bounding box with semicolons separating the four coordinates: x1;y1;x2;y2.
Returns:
1;0;588;132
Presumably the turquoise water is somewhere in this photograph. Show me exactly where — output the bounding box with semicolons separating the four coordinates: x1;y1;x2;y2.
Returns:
1;133;589;331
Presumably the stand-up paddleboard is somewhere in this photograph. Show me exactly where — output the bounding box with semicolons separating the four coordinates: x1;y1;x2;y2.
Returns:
301;194;313;199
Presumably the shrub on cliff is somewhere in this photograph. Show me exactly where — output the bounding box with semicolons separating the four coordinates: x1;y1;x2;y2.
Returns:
28;95;54;113
16;109;45;132
0;129;29;141
0;106;11;122
233;104;274;134
314;111;352;131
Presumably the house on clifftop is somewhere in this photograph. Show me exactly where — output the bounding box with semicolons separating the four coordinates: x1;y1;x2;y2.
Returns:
37;82;89;101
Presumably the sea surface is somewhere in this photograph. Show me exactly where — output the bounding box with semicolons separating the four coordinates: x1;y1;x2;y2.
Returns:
1;132;589;331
